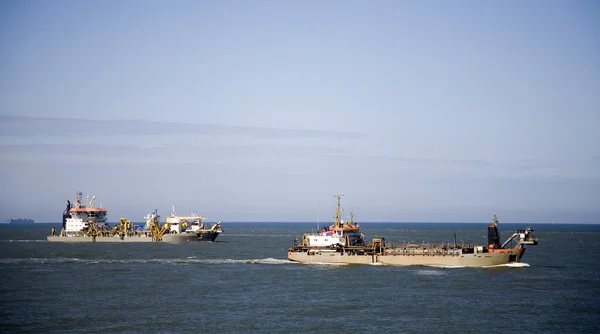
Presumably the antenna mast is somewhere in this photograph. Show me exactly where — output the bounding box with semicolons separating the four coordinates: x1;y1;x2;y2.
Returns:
317;205;320;231
334;193;344;228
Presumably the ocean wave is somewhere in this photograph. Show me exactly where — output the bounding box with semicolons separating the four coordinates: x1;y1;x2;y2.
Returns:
0;257;296;265
201;258;294;265
305;262;349;266
219;234;294;237
0;239;46;243
414;269;446;276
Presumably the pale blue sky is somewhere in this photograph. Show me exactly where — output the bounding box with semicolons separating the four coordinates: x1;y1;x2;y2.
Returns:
1;0;598;223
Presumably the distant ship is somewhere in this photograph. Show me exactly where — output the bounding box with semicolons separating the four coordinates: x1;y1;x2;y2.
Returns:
288;194;538;267
7;217;34;224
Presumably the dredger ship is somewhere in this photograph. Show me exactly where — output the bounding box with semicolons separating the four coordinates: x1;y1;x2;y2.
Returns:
288;194;538;267
47;192;223;243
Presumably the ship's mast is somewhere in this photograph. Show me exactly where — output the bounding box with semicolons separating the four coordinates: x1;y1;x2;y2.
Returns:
75;191;83;208
334;194;344;228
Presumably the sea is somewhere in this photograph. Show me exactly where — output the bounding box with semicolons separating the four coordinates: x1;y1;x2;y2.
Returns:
1;222;599;333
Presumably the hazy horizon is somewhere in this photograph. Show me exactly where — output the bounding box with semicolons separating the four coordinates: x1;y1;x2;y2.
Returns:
5;220;600;225
1;1;599;223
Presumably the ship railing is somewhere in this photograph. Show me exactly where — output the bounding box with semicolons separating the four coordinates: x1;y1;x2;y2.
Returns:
384;243;465;256
385;247;462;256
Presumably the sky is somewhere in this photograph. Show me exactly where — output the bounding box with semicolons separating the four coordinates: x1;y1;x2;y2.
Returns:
0;0;599;223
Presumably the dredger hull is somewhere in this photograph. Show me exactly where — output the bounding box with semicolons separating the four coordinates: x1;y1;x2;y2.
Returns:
288;249;525;267
47;232;220;243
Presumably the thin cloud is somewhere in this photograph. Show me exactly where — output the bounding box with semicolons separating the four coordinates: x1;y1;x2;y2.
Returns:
0;115;365;139
0;142;354;165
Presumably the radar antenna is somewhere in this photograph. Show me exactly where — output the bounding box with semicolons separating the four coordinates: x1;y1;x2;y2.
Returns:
349;211;357;225
75;191;83;208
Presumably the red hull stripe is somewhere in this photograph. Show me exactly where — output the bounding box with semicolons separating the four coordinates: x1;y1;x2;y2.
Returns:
70;208;107;212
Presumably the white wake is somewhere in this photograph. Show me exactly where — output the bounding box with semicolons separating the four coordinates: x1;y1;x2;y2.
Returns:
0;257;296;265
483;262;530;268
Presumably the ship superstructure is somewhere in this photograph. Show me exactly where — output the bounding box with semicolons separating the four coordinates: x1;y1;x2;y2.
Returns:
300;194;365;248
164;205;223;241
61;191;108;236
289;195;538;267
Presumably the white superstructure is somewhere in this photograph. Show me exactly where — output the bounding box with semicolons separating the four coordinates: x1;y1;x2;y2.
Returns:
299;195;365;248
165;205;223;234
62;191;108;236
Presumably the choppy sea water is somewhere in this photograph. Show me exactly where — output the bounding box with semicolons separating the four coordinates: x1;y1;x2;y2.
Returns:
1;222;599;333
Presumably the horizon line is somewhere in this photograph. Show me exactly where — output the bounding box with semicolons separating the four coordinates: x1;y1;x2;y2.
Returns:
10;221;599;225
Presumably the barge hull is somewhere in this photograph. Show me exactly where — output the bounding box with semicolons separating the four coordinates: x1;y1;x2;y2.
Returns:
287;249;524;267
47;233;218;243
197;232;219;242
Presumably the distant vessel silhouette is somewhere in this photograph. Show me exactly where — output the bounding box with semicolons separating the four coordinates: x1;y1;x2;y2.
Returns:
7;217;34;224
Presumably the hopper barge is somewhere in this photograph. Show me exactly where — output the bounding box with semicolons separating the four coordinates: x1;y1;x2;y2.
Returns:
288;194;538;267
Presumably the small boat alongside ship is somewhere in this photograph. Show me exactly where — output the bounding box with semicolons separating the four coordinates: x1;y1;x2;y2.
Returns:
288;194;538;267
47;191;223;243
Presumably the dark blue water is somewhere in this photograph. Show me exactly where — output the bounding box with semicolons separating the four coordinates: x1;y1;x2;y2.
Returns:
1;223;599;333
